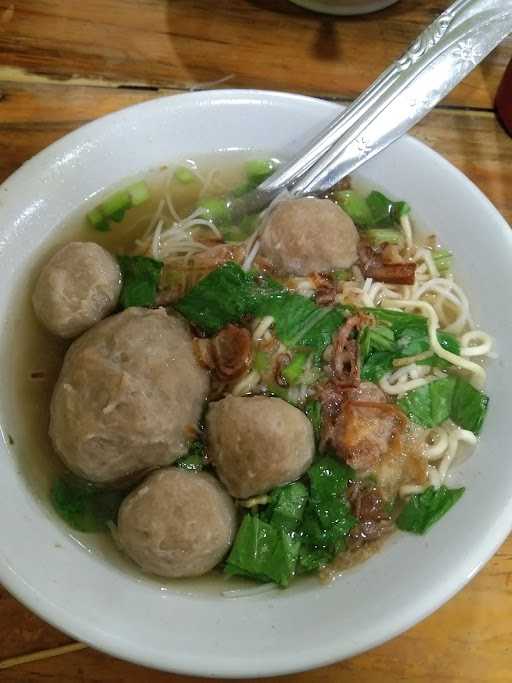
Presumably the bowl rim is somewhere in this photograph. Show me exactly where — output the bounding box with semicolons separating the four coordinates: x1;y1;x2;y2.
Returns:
1;88;512;678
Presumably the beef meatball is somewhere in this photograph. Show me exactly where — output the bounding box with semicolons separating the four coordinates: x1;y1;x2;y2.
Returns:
260;198;359;275
117;469;237;578
32;241;121;338
206;395;314;499
50;307;209;483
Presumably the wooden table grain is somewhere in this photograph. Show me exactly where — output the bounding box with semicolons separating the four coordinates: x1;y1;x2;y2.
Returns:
1;1;511;681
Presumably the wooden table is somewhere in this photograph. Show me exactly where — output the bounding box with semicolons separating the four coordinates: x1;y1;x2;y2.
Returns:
1;1;511;681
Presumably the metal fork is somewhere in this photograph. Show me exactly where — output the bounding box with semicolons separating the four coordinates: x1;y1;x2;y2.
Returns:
230;0;512;219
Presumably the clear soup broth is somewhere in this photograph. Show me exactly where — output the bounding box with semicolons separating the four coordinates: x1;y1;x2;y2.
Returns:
1;151;487;594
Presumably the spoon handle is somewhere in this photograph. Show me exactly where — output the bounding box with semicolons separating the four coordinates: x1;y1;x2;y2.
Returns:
233;0;512;216
293;0;512;195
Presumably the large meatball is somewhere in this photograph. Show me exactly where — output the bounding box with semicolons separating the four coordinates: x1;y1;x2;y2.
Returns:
206;395;314;499
49;307;209;483
33;241;121;338
260;197;359;275
117;468;237;578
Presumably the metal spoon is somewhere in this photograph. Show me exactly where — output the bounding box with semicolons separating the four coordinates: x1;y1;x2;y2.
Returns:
230;0;512;219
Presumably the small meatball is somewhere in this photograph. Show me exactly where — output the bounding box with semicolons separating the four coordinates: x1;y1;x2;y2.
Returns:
260;198;359;275
33;242;121;338
50;308;209;483
206;395;314;498
117;469;237;578
336;402;406;472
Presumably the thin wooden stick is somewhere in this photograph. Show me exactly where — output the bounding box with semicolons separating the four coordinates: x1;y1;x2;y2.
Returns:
0;642;88;670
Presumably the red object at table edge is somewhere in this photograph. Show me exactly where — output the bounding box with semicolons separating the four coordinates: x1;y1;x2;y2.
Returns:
495;58;512;136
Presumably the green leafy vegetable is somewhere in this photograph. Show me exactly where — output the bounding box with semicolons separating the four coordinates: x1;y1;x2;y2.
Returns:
450;377;489;434
398;376;489;433
262;482;309;534
225;457;355;586
360;351;395;382
51;476;126;533
175;441;206;471
398;377;455;428
304;399;322;441
366;191;410;227
397;327;459;369
118;255;163;309
365;307;429;333
257;290;347;361
359;325;396;360
397;485;465;534
176;263;348;359
334;190;374;226
174;262;258;334
298;456;356;572
359;310;460;382
224;515;300;587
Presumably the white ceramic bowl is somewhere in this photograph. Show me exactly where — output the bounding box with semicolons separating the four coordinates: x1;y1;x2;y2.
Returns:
0;90;511;678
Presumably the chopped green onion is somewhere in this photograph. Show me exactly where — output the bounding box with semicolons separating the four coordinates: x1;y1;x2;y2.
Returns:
245;159;275;185
86;207;110;232
239;214;259;236
232;181;252;197
432;248;453;276
87;181;151;232
173;166;196;185
128;180;151;206
222;214;259;242
100;189;131;219
198;197;232;226
334;189;410;229
282;352;308;385
366;228;402;246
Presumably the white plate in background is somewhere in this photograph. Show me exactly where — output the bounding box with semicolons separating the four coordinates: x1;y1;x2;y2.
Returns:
288;0;399;15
